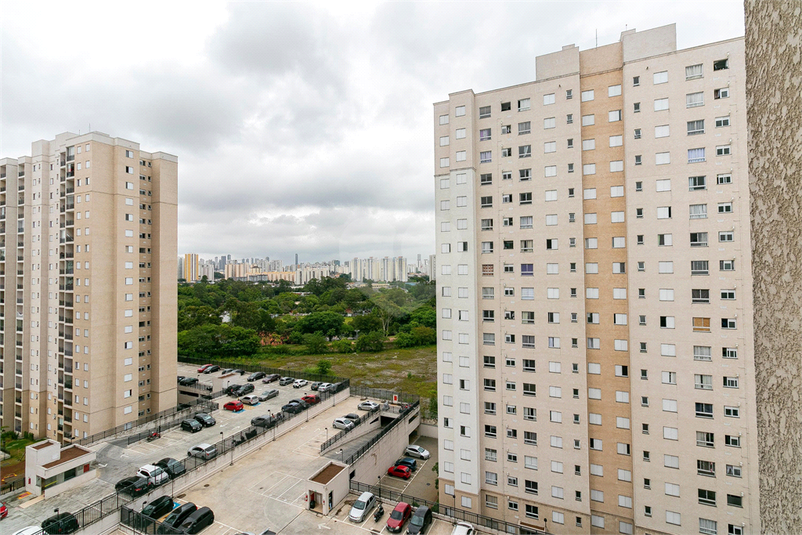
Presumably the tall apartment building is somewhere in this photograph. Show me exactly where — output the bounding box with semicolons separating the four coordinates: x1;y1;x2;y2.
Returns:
183;253;199;282
434;25;759;535
0;132;178;442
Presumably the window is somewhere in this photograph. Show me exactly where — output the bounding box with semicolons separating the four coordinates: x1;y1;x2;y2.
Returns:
717;145;731;156
697;431;715;447
582;138;595;151
479;151;491;163
634;102;641;113
654;71;668;84
609;135;623;147
690;204;708;219
657;206;672;219
439;114;449;125
520;216;533;229
440;136;449;146
725;406;740;418
687;91;705;108
543;141;556;153
692;260;709;275
659;233;673;246
688;148;706;163
726;465;742;478
715;87;730;99
455;128;466;139
686;63;703;79
479;105;491;118
693;317;711;332
656;152;671;165
693;289;710;303
696;402;714;418
543;117;556;129
479;128;491;141
714;58;729;71
654;98;669;111
655;124;670;138
518;121;531;135
725;435;741;447
518;98;531;111
609;109;622;122
716;115;731;127
480;196;492;208
688;119;705;135
699;489;717;506
454;105;466;116
689;175;707;190
519;145;531;158
582;114;595;126
581;89;594;102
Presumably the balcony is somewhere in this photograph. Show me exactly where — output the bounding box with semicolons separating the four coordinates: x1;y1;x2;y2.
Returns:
60;252;74;259
18;170;24;177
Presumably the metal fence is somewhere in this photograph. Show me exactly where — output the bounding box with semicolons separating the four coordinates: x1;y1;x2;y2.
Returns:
0;476;25;495
75;397;219;447
178;355;351;387
319;407;380;452
349;480;549;535
345;401;419;465
120;506;183;535
350;385;419;405
122;399;219;446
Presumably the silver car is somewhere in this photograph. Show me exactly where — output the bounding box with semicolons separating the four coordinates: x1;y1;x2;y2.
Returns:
405;445;430;459
187;443;217;460
258;389;279;401
348;491;376;522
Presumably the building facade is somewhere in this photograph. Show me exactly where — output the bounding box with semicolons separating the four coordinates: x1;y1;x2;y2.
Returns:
435;25;758;535
183;253;199;282
0;132;178;442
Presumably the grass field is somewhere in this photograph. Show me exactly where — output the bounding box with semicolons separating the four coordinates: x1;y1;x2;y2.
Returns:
238;346;438;414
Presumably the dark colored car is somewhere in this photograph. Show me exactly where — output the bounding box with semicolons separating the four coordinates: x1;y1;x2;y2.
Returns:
310;382;321;391
386;502;411;533
160;503;197;533
42;513;80;535
301;394;320;405
203;365;220;374
115;476;151;497
220;368;233;374
155;458;186;478
235;384;255;396
343;413;361;426
281;400;307;414
387;465;411;479
262;373;280;383
194;413;216;427
247;372;266;382
407;505;432;534
179;377;199;386
177;375;185;382
224;384;242;396
181;419;202;433
278;377;294;386
179;507;215;534
224;400;244;412
232;369;246;375
394;457;418;471
251;413;284;428
142;495;175;519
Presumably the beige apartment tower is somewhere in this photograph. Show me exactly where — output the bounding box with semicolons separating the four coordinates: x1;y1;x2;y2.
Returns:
0;132;178;442
434;25;759;535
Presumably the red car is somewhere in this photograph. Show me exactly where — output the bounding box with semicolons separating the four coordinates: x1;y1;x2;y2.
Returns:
224;400;243;412
386;502;411;533
301;395;320;405
387;465;411;479
197;364;212;373
0;501;8;519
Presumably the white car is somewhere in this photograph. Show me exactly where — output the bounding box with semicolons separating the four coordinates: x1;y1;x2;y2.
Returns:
451;522;475;535
241;394;260;405
348;491;376;522
137;464;169;486
405;445;430;459
333;417;355;431
357;400;380;411
13;527;43;535
317;382;332;392
293;379;308;388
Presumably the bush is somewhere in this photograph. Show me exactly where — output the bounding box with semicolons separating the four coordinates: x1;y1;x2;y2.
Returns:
331;339;354;353
315;360;332;376
303;333;328;354
356;331;385;352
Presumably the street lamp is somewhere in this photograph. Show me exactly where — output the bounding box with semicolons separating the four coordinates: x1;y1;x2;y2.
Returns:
337;448;344;464
377;475;381;499
325;427;328;441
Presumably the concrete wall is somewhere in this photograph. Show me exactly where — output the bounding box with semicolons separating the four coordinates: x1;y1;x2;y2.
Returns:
745;0;802;533
351;408;421;487
417;422;438;439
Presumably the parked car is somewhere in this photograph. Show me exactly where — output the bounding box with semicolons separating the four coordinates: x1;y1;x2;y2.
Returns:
358;400;380;411
177;375;186;383
232;369;246;375
179;377;199;386
317;382;332;392
12;527;42;535
194;413;216;427
224;384;243;396
224;400;244;412
137;464;169;486
160;503;197;533
197;364;212;373
262;373;280;383
155;458;186;478
343;413;361;426
332;417;355;431
407;505;432;535
279;377;294;386
451;522;475;535
404;445;430;460
251;413;283;428
181;418;202;433
42;512;80;535
188;443;217;460
394;457;418;471
115;476;151;497
241;394;260;405
348;491;376;522
220;368;234;375
247;372;266;382
292;379;308;389
203;365;220;374
310;382;321;391
0;501;7;519
179;507;215;534
301;394;320;405
235;384;255;396
258;389;279;401
281;401;305;414
386;502;411;533
142;495;175;519
387;465;411;479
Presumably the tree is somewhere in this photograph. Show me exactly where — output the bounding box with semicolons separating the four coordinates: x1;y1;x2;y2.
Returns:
350;313;383;334
296;311;344;338
315;359;333;376
303;333;328;355
356;331;385;352
371;290;408;335
410;306;436;329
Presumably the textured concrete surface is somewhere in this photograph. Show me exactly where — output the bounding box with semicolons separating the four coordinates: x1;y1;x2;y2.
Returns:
745;0;802;533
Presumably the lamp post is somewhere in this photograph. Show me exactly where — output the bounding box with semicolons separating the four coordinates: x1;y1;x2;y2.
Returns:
377;475;381;499
337;448;344;464
325;427;328;442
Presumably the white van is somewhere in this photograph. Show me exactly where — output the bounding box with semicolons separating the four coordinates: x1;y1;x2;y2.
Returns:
241;394;260;405
137;464;169;486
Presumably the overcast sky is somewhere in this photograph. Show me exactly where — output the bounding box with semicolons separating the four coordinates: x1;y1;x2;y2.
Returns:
1;0;745;264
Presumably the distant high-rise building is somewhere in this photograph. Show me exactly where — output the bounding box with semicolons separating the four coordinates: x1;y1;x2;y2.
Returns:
435;25;759;534
295;253;299;266
0;131;178;440
183;253;199;282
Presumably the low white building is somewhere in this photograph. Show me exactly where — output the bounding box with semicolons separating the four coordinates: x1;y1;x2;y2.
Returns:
25;439;97;498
